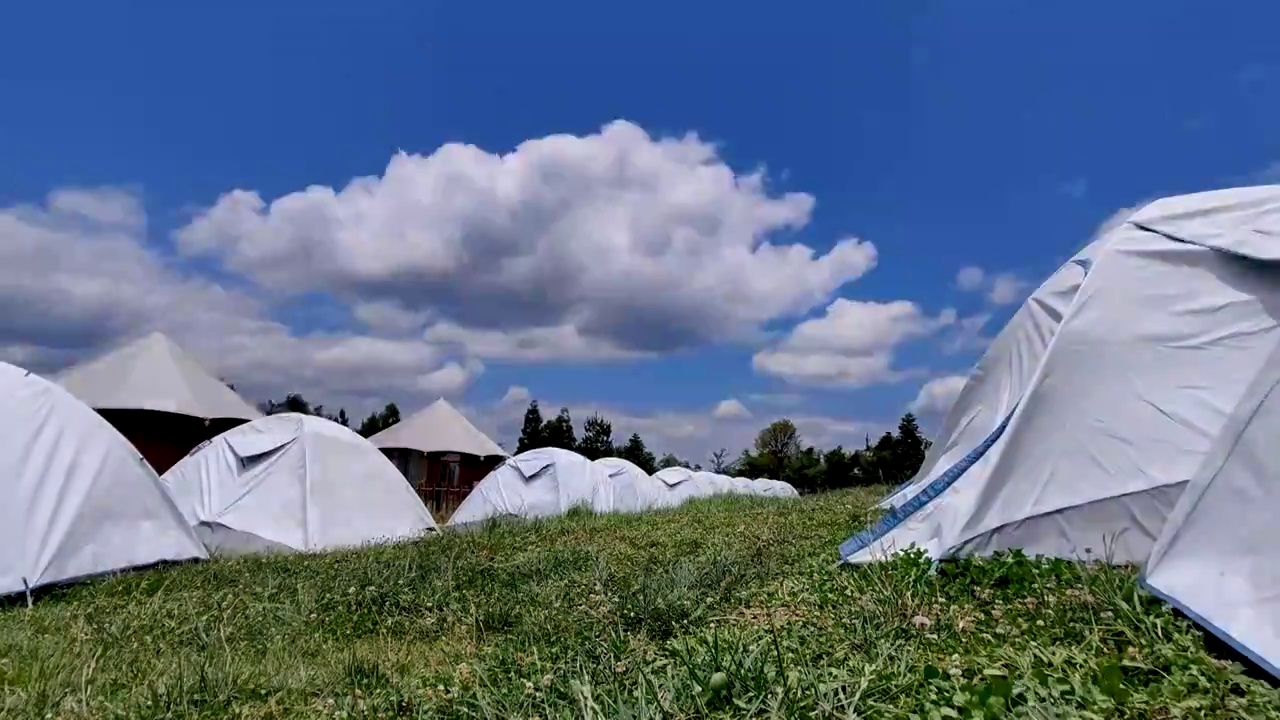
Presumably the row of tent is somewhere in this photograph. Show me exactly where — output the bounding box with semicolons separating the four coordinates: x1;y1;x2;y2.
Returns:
842;185;1280;679
1;351;796;599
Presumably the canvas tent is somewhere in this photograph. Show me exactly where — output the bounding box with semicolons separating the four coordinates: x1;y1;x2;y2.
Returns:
0;361;207;597
447;447;605;526
843;185;1280;565
1140;348;1280;680
652;466;712;507
369;398;507;518
57;332;261;473
591;457;667;513
162;413;435;554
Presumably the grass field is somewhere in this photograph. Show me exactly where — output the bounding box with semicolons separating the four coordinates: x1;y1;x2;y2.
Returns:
1;487;1276;719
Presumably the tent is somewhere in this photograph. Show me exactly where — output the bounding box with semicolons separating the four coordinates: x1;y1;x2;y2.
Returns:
652;466;712;507
162;413;435;554
369;398;507;517
842;185;1280;565
57;332;261;473
691;471;737;496
0;361;207;597
591;457;666;513
446;447;604;526
753;478;800;498
1141;348;1280;679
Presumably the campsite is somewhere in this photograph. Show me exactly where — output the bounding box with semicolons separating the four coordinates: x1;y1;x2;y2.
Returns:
7;4;1280;716
5;187;1280;717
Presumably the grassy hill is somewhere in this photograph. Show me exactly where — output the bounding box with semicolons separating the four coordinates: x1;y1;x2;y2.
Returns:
1;487;1276;718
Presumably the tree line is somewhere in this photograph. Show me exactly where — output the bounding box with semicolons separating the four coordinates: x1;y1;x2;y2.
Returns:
514;399;932;495
249;390;934;495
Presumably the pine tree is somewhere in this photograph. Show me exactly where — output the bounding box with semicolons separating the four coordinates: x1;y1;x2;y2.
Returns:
515;400;546;453
618;433;657;474
577;413;615;460
542;407;577;450
895;412;928;481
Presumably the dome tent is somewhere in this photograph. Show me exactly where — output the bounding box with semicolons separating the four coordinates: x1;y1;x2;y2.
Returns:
843;185;1280;565
652;466;711;507
0;361;207;597
1141;345;1280;681
162;413;435;554
447;447;605;526
591;457;667;513
56;332;261;473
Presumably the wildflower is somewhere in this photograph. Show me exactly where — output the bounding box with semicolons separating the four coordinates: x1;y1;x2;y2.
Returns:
911;614;933;629
990;608;1004;620
542;674;554;688
614;662;627;674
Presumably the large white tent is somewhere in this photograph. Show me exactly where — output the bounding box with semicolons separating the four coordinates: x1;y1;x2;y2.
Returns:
369;398;506;458
57;331;260;421
446;447;605;526
591;457;667;513
1141;348;1280;680
0;361;207;597
162;413;436;554
55;331;261;473
843;185;1280;565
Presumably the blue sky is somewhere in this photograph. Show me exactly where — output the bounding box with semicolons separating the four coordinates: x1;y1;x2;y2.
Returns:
2;1;1278;459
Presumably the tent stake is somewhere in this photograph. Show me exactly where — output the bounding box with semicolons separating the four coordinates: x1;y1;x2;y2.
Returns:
21;578;32;608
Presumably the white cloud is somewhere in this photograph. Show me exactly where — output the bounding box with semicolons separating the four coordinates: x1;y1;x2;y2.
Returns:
986;273;1026;306
941;313;993;354
752;299;954;387
910;375;968;415
0;189;481;413
500;385;531;405
955;266;985;291
954;265;1027;307
174;120;878;356
712;398;752;419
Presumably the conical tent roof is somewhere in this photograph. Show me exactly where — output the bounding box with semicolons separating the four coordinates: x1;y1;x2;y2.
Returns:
162;413;436;554
0;361;207;596
369;398;506;457
57;331;260;420
1141;344;1280;680
842;185;1280;565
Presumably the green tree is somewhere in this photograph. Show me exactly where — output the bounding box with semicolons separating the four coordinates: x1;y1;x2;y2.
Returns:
542;407;577;451
261;392;313;415
894;412;928;481
515;400;546;453
657;453;682;470
617;433;657;474
577;413;615;460
753;418;802;481
820;446;855;490
709;448;732;473
357;403;400;438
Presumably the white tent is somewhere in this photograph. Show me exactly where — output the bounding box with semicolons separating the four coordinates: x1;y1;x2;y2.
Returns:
162;413;435;554
691;471;736;496
843;185;1280;565
1141;349;1280;679
652;466;713;507
447;447;604;526
369;398;506;457
0;361;207;596
754;478;800;498
57;331;260;421
591;457;666;513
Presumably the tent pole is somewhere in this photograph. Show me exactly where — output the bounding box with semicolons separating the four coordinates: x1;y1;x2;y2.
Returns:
21;577;32;608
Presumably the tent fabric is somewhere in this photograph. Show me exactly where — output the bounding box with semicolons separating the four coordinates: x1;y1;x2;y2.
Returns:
369;398;506;458
162;413;435;554
0;362;207;596
843;184;1280;566
1140;342;1280;680
56;331;261;421
446;448;605;526
878;240;1102;511
591;457;667;513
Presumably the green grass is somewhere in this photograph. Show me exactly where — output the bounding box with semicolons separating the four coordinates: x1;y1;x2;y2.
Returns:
1;487;1277;718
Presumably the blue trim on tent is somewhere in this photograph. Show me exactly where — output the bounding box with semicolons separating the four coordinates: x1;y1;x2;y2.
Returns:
1138;576;1280;681
839;406;1018;560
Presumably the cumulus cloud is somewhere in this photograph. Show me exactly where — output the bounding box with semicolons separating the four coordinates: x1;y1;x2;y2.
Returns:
954;265;1027;306
174;120;878;356
712;398;752;419
752;299;955;387
500;385;531;405
0;188;481;411
910;375;968;415
955;266;985;291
